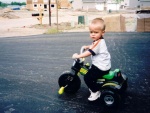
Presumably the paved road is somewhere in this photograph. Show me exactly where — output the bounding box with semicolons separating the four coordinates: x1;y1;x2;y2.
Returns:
0;32;150;113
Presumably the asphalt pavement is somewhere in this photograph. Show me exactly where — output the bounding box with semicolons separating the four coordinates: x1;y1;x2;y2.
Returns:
0;32;150;113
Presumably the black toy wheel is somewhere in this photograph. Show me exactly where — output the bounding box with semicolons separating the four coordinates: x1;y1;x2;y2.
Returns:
100;89;121;107
121;79;128;92
121;74;128;92
58;72;81;94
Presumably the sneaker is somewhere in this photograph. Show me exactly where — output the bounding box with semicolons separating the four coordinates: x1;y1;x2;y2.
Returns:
88;91;101;101
88;89;94;97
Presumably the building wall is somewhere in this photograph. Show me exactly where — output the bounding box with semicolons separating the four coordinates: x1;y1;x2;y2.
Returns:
129;0;140;8
27;0;32;4
95;3;104;11
82;3;96;10
72;0;82;10
103;14;126;32
26;4;33;10
121;0;150;9
136;18;150;32
82;2;120;11
26;0;33;10
140;1;150;7
107;3;120;11
26;0;56;11
59;0;71;9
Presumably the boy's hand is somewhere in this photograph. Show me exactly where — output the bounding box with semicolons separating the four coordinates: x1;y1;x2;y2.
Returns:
72;53;79;59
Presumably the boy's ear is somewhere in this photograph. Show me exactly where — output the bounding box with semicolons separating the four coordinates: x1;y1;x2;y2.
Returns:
102;30;105;36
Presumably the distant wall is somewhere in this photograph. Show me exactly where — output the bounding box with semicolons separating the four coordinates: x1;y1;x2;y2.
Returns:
72;0;82;10
136;18;150;32
103;14;126;32
26;4;33;10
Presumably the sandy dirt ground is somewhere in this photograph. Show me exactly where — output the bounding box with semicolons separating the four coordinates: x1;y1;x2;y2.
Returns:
0;8;137;37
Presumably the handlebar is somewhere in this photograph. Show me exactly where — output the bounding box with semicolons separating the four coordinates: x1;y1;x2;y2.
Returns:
73;47;86;62
79;47;86;62
80;46;86;54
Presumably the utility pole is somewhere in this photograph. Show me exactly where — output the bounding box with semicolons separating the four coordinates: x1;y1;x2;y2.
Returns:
49;0;51;26
56;0;58;32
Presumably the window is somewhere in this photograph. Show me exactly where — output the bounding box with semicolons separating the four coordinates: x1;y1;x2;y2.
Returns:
44;4;47;8
51;4;54;7
34;4;37;7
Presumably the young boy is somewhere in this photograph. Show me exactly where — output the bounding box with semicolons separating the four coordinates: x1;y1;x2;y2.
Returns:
72;18;111;101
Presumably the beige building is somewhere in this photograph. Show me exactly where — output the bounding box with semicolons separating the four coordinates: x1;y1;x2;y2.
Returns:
58;0;71;9
26;0;56;11
26;0;71;11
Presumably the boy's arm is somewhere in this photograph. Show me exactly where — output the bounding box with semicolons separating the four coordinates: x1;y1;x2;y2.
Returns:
72;50;91;59
82;45;90;50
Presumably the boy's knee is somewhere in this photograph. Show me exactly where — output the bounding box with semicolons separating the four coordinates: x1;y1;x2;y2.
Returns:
84;73;91;83
84;74;89;83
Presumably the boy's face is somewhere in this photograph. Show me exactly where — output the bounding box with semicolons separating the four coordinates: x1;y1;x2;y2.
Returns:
89;23;105;41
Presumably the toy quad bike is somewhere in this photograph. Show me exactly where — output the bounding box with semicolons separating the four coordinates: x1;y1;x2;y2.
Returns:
58;47;128;107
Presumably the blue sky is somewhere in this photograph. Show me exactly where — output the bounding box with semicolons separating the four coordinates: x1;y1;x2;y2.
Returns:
0;0;26;3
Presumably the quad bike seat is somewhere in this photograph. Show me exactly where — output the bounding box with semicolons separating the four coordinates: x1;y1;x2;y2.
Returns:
101;69;120;80
103;71;115;80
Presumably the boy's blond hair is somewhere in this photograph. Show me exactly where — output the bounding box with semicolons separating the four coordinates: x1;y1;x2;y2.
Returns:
91;18;106;31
